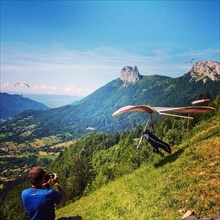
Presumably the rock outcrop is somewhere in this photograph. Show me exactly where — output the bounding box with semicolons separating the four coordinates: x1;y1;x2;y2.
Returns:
190;60;220;83
120;66;141;87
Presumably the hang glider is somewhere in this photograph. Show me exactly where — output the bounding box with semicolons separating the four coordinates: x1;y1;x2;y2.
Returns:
185;58;195;63
112;104;215;156
112;105;215;119
14;82;30;88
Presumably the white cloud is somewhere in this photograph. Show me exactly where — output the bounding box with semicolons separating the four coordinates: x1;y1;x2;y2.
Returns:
1;42;219;96
1;82;10;89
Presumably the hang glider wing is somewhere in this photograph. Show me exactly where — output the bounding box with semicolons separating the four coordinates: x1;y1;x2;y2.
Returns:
155;106;215;114
112;105;156;116
113;105;215;119
191;99;210;105
14;82;30;88
154;106;215;119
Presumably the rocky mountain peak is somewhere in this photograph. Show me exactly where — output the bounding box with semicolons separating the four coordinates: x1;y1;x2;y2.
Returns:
190;60;220;83
120;66;141;86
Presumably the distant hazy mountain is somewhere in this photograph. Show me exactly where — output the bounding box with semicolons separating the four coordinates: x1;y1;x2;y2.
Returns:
0;93;49;121
23;94;83;108
1;69;219;142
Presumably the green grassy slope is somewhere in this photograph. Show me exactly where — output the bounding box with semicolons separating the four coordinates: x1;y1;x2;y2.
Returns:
56;116;220;220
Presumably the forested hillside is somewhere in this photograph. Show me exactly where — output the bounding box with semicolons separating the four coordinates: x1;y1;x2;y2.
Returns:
56;112;220;219
0;93;49;121
0;95;219;220
55;96;219;219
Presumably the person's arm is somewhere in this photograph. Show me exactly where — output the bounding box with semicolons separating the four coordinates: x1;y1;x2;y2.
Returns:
55;182;67;203
53;173;68;203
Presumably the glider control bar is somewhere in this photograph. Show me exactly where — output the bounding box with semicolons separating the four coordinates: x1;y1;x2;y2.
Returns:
136;118;150;149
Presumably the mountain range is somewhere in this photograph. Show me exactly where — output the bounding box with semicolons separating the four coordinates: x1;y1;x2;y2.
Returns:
23;93;83;108
0;93;49;121
1;66;220;143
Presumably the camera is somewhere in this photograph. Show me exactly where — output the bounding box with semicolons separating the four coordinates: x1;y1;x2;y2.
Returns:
44;173;55;182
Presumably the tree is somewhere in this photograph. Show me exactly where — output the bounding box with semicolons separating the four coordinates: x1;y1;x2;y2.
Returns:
66;154;95;201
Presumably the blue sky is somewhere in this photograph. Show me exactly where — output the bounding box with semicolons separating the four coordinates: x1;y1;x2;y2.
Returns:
1;0;219;96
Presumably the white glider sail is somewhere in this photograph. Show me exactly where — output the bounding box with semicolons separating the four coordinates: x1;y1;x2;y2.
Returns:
113;105;215;119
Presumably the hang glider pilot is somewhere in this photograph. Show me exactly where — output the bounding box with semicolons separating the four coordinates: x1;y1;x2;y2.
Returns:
143;129;171;157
